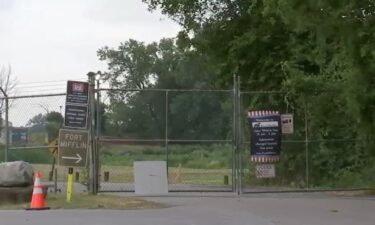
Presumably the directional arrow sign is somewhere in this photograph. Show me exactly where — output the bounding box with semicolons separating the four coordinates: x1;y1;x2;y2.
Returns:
62;153;82;164
58;129;88;167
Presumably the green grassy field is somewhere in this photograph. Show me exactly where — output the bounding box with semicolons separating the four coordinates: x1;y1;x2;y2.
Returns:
0;144;306;188
4;143;365;189
1;144;234;186
31;164;232;186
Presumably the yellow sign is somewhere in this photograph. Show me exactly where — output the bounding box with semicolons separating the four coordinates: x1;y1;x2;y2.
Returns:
48;138;58;157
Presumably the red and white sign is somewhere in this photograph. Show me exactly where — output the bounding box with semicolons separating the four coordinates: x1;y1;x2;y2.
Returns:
250;155;280;163
281;114;294;134
72;83;85;92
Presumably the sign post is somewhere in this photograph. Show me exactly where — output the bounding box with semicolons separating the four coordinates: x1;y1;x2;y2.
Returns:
48;138;58;182
87;72;98;194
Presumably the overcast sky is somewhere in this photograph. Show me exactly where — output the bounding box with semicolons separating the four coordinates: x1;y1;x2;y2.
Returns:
0;0;180;126
0;0;180;86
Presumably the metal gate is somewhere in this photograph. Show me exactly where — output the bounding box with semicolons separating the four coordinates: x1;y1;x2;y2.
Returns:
0;75;366;194
96;88;235;192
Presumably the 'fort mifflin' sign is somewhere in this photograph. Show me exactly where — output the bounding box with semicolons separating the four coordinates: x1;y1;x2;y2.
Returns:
58;129;88;167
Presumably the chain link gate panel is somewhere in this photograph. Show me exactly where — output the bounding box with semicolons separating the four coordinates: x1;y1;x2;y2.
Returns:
97;88;234;192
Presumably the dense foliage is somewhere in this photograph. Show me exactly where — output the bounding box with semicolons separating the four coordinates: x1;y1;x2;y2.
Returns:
97;0;374;188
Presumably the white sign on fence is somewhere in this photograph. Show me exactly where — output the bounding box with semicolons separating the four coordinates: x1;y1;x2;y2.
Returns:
281;114;294;134
255;164;275;178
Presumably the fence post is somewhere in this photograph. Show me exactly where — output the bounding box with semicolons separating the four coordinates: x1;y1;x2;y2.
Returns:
304;101;309;190
232;75;236;192
165;90;169;175
87;72;98;194
233;74;241;195
0;87;9;162
96;79;101;138
95;79;101;190
5;97;9;162
237;75;242;195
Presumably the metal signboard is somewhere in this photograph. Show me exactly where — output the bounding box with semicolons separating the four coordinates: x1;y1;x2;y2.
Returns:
58;129;88;167
64;104;88;129
281;114;294;134
248;111;281;158
255;164;275;178
66;81;89;105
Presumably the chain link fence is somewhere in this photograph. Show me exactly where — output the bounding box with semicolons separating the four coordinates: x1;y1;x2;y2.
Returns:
0;78;372;194
0;93;88;193
97;89;234;192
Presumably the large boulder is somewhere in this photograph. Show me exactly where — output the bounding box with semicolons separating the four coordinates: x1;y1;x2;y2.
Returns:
0;186;33;203
0;161;34;187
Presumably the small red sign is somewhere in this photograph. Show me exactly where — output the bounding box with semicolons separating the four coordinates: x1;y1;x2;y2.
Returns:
72;83;84;92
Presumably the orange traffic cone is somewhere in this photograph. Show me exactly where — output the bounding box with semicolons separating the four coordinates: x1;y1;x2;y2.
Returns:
26;171;50;210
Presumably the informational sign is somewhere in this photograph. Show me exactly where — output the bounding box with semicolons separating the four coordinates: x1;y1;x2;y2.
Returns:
64;104;88;129
58;129;88;167
48;138;59;157
255;164;275;178
248;111;281;159
64;80;89;130
281;114;294;134
66;81;89;105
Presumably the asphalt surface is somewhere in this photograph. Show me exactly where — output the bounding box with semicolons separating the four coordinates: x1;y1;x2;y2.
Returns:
1;192;375;225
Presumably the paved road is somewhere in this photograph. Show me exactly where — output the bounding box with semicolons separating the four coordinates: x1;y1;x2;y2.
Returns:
1;193;375;225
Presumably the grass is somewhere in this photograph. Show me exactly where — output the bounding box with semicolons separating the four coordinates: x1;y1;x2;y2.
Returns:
329;190;375;197
31;164;232;186
99;144;233;169
1;144;233;170
4;143;372;189
0;194;163;210
11;143;233;186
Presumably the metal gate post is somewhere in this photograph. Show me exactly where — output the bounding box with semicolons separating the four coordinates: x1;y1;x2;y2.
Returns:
165;90;169;175
96;80;101;138
87;72;98;194
95;79;101;192
233;74;241;195
304;101;309;190
237;75;242;195
0;87;9;162
232;75;236;192
5;97;9;162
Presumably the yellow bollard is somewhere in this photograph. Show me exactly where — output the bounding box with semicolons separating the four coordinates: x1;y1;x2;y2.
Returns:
66;168;73;203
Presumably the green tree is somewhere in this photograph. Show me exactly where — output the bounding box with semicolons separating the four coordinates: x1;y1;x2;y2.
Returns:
98;38;232;139
142;0;375;186
45;111;63;142
26;113;46;132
